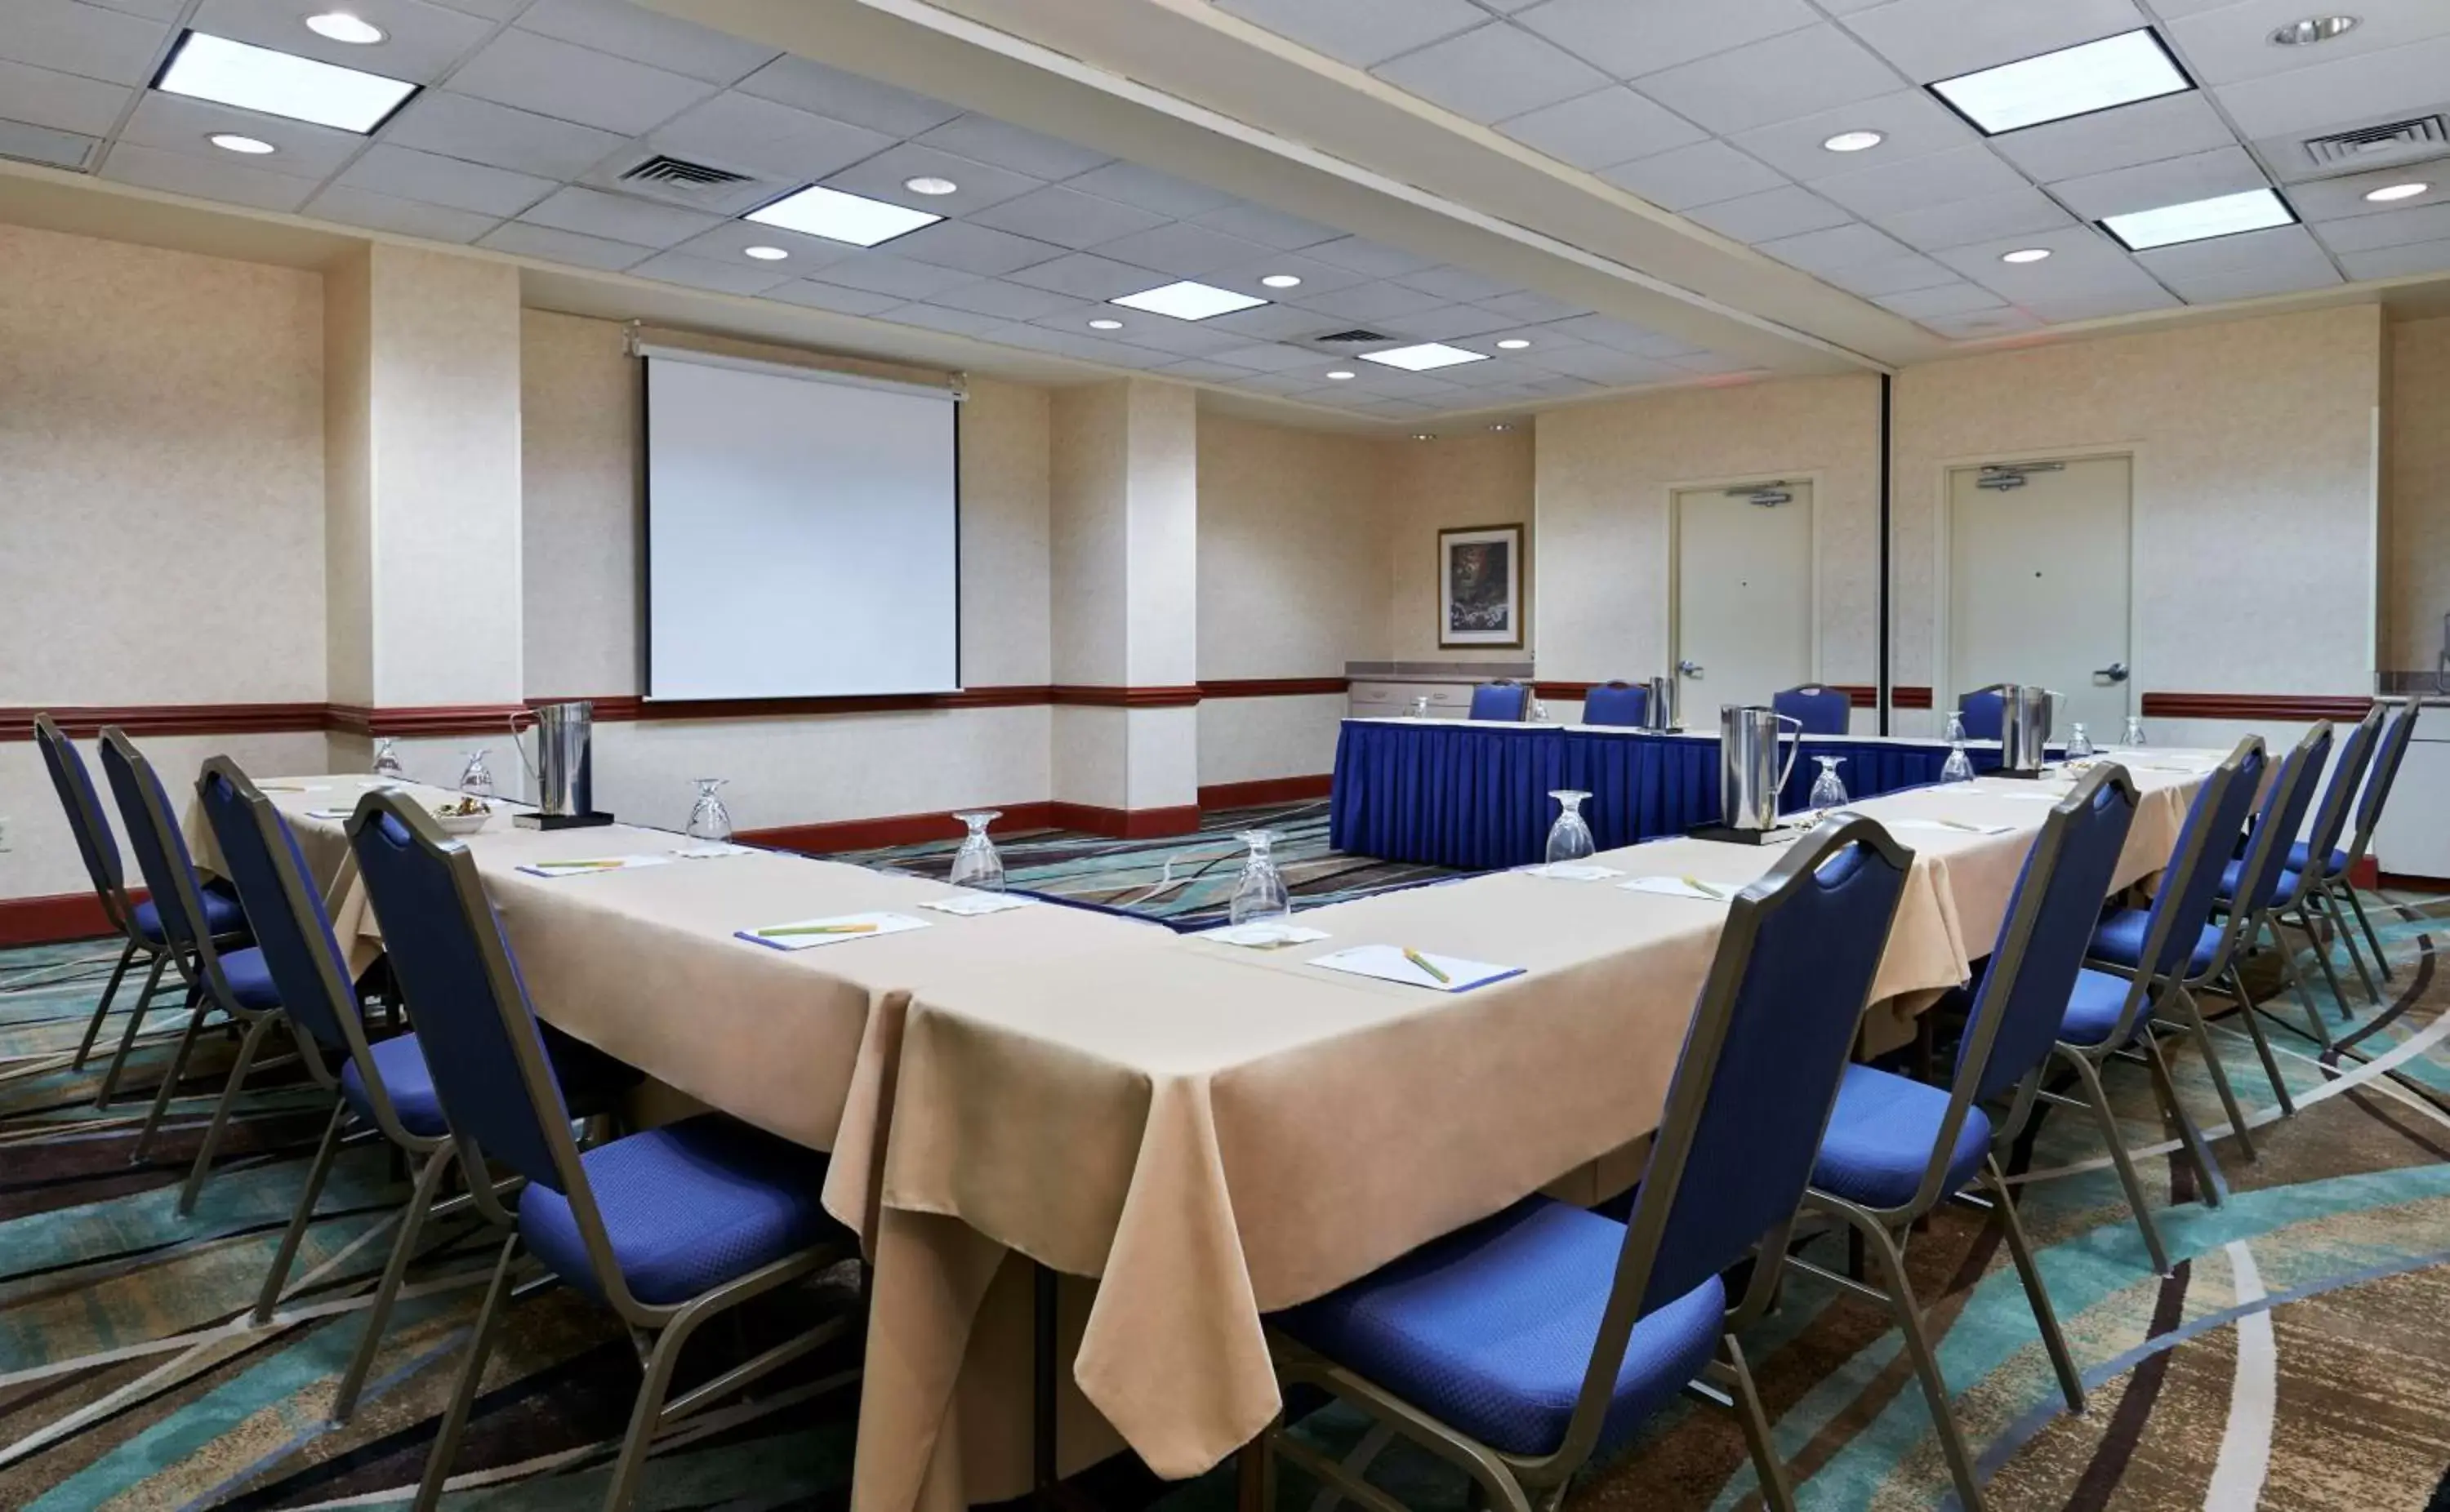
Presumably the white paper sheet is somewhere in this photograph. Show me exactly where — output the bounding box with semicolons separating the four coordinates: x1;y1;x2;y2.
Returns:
1205;922;1330;949
1307;945;1522;993
919;893;1039;917
1522;862;1625;881
517;855;677;878
1620;875;1739;903
737;910;931;950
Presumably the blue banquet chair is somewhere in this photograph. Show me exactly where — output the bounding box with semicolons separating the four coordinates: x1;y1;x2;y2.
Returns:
2267;705;2386;1016
32;713;247;1106
1956;684;2010;741
1771;683;1851;736
2207;725;2336;1062
1261;816;1914;1512
1798;765;2136;1511
2051;738;2261;1271
96;728;288;1212
1468;679;1530;722
345;793;858;1512
2323;700;2420;979
1579;680;1648;727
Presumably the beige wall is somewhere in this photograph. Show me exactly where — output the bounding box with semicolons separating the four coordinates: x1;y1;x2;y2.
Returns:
1388;429;1538;664
2387;315;2450;675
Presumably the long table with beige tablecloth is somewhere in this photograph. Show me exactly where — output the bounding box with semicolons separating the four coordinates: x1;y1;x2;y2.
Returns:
185;758;2215;1512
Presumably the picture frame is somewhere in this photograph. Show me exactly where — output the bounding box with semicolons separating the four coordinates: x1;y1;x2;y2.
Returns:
1437;524;1523;649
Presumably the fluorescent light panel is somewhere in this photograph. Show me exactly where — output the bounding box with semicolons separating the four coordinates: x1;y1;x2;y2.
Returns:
1930;29;2190;136
1108;280;1267;321
155;31;416;133
1361;343;1489;372
746;185;942;247
2100;187;2295;250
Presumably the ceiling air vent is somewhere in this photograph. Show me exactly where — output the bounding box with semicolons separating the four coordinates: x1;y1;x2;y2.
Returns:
2300;115;2448;169
1312;328;1396;344
619;154;754;193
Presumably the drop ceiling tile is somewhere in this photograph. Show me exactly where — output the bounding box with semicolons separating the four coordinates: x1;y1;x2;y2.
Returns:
888;220;1066;277
1285;280;1452;322
2049;145;2272;220
424;0;527;17
1834;0;2145;84
764;278;906;316
2171;0;2450;87
381;91;627;179
1493;86;1706;170
1225;369;1335;396
1480;334;1604;371
1203;342;1332;372
341;143;558;215
1521;345;1683;383
1151;358;1263;381
1062;160;1236;218
1200;252;1374;300
520;184;719;247
1539;314;1697;354
1423;351;1535;383
1199;301;1347;340
1632;24;1898;136
2212;32;2450;138
1089;222;1271;277
1394;265;1516;302
446;29;717;136
1725;89;1978;182
2132;220;2328;277
0;56;126;135
306;185;500;242
672;218;863;269
2290;167;2450;222
2;0;169;87
1871;186;2076;251
82;0;183;17
647;93;896;184
1343;369;1464;398
1370;24;1610;125
2313;202;2450;254
0;119;96;169
1387;304;1523;340
1303;235;1441;277
1664;349;1769;373
2149;259;2343;305
119;91;363;177
514;0;777;84
822;142;1044;215
1822;250;1961;296
1755;220;1915;273
1686;185;1855;242
1511;0;1819;78
628;248;798;296
1209;0;1488;69
1603;140;1791;212
889;303;1013;339
734;55;962;139
1814;144;2033;219
1986;92;2238;183
1009;327;1175;367
1869;280;2007;318
1476;289;1585;322
1188;202;1344;251
1004;251;1171;300
802;251;981;300
100;140;314;210
1936;225;2173;303
963;185;1167;248
916;115;1110;180
187;0;495;82
479;220;655;269
2018;287;2184;322
922;278;1084;320
2337;237;2450;280
1921;306;2042;337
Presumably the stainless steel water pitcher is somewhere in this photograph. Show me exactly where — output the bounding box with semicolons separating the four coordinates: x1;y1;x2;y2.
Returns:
1998;685;2056;776
1720;704;1803;832
528;700;594;816
1646;674;1678;731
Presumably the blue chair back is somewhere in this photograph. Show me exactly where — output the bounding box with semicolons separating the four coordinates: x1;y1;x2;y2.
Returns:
2129;738;2264;982
1958;687;2007;741
33;715;134;934
2351;701;2420;852
96;732;237;994
1469;681;1529;722
1772;684;1851;736
196;762;363;1065
2301;706;2382;867
1580;682;1647;727
347;794;579;1192
2234;726;2331;921
1956;765;2140;1110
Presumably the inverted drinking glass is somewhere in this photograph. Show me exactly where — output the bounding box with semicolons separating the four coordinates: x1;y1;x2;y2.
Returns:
1410;695;1432;718
1545;789;1595;865
950;811;1006;892
686;778;733;843
1940;740;1976;784
2123;715;2147;747
2066;723;2095;759
1943;713;1968;744
457;748;494;799
1808;755;1848;813
372;737;404;782
1230;830;1291;924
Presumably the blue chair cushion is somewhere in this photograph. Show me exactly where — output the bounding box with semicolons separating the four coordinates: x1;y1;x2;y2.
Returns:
1272;1197;1725;1458
2283;841;2349;880
2214;857;2301;910
219;946;282;1012
343;1025;643;1143
131;880;246;945
1810;1064;1990;1212
519;1114;844;1306
2090;907;2218;977
2058;967;2140;1048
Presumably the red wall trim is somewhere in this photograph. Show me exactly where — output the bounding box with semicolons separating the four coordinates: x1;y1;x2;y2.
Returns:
1531;681;1595;700
0;891;127;947
2378;870;2450;892
1891;686;1934;709
1199;774;1334;808
1198;678;1350;699
325;703;532;738
1049;801;1203;837
0;704;327;741
2139;692;2375;722
1049;685;1204;709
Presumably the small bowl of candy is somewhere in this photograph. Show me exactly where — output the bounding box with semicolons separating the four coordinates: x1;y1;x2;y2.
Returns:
431;795;493;837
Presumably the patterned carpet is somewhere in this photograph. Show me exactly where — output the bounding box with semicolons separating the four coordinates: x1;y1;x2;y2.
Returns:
2;816;2448;1510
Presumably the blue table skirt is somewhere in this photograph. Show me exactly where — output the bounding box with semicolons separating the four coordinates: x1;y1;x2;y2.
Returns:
1329;723;2008;869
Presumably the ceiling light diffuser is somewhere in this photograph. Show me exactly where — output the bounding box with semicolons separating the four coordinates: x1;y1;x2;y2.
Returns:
1361;342;1490;372
1822;130;1884;153
1326;371;1356;380
304;11;385;44
2100;187;2295;250
2000;247;2052;263
208;132;276;153
1929;29;2191;136
2365;182;2428;202
1089;318;1124;329
742;245;789;260
1495;338;1531;349
155;30;416;132
1260;273;1303;288
746;184;942;247
2269;15;2356;45
903;176;958;196
1108;280;1267;321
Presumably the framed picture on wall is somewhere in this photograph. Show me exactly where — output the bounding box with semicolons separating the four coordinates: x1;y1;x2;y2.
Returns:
1438;524;1523;648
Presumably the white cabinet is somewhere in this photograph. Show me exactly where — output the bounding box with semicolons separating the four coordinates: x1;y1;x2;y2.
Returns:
1349;681;1473;720
2373;734;2450;880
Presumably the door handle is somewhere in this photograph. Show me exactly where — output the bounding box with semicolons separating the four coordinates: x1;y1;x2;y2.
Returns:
2094;661;2130;683
1678;660;1703;677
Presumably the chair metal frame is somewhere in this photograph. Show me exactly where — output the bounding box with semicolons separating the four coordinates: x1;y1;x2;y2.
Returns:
1771;683;1851;736
1260;817;1916;1512
1789;766;2139;1511
2273;706;2386;1019
2331;699;2421;981
2047;738;2258;1274
96;729;292;1212
344;794;855;1512
2202;725;2337;1074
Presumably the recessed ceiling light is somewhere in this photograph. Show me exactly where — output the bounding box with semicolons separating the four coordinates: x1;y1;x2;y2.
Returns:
1361;342;1490;372
208;132;276;154
1410;433;1437;442
1109;279;1267;321
903;176;959;196
2270;15;2357;45
304;11;385;44
1326;371;1356;380
746;184;942;247
2101;187;2295;250
2000;247;2053;264
1488;423;1515;432
2365;181;2429;202
1822;130;1884;153
742;245;789;260
1260;273;1303;288
1929;29;2191;136
156;30;416;133
1088;318;1124;329
1494;337;1531;349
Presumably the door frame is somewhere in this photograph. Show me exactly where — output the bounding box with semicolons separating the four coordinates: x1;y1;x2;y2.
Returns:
1929;443;2144;724
1666;472;1824;700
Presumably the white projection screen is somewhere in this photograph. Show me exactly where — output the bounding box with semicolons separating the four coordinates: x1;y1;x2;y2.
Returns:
644;350;960;700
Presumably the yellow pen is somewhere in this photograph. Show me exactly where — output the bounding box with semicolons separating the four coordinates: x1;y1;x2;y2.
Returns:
540;859;628;870
760;923;879;937
1681;875;1725;901
1402;947;1450;984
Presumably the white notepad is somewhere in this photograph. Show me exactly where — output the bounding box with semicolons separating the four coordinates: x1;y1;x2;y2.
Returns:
1522;861;1625;881
920;892;1038;917
1620;875;1738;903
305;807;357;820
675;843;756;860
1307;945;1521;993
1206;921;1330;949
517;855;675;878
737;911;930;949
1886;818;2017;837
